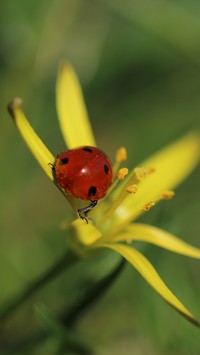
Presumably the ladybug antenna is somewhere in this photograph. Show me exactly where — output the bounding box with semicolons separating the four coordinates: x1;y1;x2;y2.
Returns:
77;200;98;224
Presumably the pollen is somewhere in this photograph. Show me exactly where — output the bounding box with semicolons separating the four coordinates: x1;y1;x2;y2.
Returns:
126;184;138;194
134;167;147;182
162;191;175;200
134;166;155;182
115;147;127;162
118;168;129;180
143;201;155;211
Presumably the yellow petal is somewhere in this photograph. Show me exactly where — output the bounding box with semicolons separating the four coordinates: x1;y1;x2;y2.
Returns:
96;243;200;326
111;223;200;259
8;98;54;180
70;219;102;246
56;62;96;149
110;133;200;230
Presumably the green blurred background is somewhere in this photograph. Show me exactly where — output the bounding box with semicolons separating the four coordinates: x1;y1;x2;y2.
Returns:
1;0;200;354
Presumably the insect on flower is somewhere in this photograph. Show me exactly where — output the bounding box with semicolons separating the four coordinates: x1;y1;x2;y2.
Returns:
7;62;200;328
51;146;113;222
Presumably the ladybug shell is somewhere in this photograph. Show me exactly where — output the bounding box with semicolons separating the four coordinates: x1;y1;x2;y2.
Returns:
54;146;113;201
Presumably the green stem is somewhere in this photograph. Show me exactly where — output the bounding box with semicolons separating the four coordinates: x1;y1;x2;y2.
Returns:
63;257;126;326
0;249;79;322
36;306;95;355
1;257;125;353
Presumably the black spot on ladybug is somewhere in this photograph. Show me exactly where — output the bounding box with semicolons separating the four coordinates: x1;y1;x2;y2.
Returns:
88;186;97;197
104;164;109;175
82;147;93;153
59;157;69;165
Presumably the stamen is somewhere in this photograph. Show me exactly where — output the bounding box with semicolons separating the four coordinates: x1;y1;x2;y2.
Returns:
162;191;175;200
103;168;129;201
106;178;119;196
103;168;129;199
134;166;155;182
113;147;128;176
116;147;127;162
96;164;156;230
101;199;157;241
126;184;138;194
97;165;155;226
143;201;155;211
101;188;174;240
118;168;129;180
134;167;145;180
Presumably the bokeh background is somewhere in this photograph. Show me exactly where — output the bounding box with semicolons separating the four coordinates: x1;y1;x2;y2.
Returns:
1;0;200;354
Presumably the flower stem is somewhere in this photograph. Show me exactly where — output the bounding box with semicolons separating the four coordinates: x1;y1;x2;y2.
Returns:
0;249;79;322
63;257;126;326
1;257;125;353
35;305;95;355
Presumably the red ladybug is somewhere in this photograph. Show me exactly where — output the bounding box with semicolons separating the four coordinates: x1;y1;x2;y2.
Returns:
52;146;113;222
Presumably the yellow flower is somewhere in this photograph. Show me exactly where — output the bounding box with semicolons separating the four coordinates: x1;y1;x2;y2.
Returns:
8;62;200;327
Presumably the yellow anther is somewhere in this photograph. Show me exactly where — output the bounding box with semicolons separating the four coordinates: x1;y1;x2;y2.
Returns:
116;147;127;162
133;166;155;184
162;191;175;200
143;201;155;211
134;167;147;181
134;166;155;181
118;168;129;180
126;184;138;194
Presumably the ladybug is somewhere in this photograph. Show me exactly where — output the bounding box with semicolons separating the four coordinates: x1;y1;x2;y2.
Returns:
52;146;113;222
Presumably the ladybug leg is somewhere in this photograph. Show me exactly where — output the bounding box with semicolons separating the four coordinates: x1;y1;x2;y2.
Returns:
48;162;55;171
77;200;98;223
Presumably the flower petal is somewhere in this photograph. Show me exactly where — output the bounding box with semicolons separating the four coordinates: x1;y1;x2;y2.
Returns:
8;98;54;180
56;62;96;149
111;223;200;259
96;242;200;326
110;133;200;230
70;219;102;247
